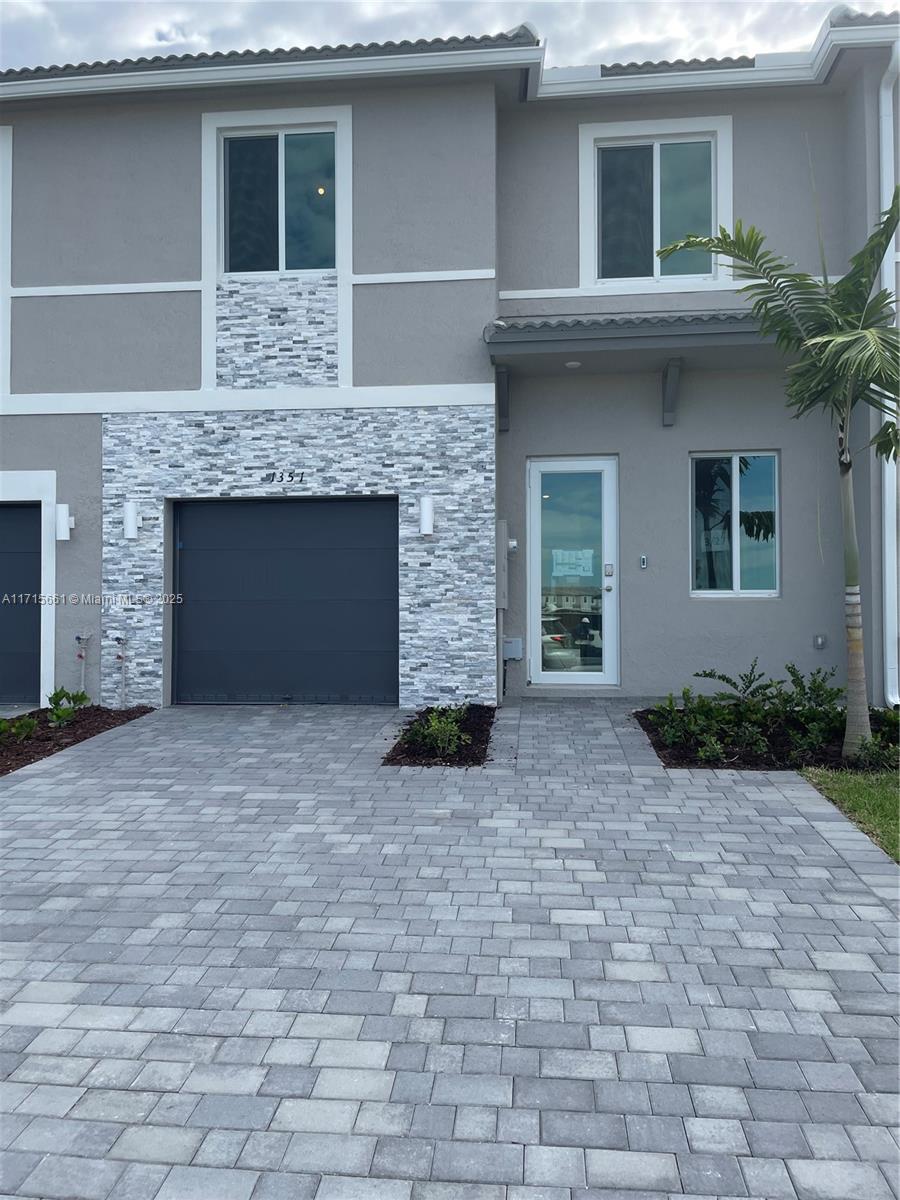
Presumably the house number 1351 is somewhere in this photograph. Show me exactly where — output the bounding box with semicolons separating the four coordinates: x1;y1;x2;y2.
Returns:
261;470;304;483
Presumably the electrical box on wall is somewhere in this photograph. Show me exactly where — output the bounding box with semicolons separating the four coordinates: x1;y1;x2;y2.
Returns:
502;637;523;661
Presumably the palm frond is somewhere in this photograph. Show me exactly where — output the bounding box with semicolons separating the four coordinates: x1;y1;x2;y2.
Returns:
805;327;900;391
832;187;900;311
658;222;830;347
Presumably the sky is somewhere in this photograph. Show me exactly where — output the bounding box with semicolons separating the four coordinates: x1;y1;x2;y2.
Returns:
0;0;892;74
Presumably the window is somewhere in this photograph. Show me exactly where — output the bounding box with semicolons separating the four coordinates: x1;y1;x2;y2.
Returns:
691;454;778;595
224;130;335;273
579;117;732;290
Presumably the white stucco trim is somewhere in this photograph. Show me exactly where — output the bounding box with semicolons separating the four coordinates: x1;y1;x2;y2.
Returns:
201;105;353;389
578;116;733;293
0;383;495;416
0;126;11;399
10;281;202;297
351;269;495;284
0;470;57;705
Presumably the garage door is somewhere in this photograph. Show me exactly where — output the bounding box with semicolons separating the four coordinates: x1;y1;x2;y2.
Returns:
173;497;399;704
0;503;41;704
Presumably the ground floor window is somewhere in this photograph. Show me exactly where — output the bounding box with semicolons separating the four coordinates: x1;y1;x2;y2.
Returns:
691;452;778;595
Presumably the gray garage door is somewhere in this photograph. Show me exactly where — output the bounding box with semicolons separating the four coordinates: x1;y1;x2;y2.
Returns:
174;497;399;704
0;503;41;704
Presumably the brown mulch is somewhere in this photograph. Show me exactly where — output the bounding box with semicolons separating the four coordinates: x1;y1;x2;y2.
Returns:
633;707;896;771
383;705;495;767
0;704;153;777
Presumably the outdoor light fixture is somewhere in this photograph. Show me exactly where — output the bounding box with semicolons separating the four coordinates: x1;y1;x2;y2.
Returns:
419;495;434;537
564;361;582;369
55;503;75;541
123;500;142;540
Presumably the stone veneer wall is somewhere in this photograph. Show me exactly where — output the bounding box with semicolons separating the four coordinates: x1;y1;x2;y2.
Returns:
101;406;496;708
216;273;338;387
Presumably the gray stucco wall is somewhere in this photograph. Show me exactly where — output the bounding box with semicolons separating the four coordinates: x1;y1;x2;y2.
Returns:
7;77;498;393
497;368;850;698
0;415;103;697
353;280;496;385
11;293;201;393
101;405;496;708
497;86;851;298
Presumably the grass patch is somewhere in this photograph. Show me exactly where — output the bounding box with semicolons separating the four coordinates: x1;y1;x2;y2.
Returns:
804;768;899;862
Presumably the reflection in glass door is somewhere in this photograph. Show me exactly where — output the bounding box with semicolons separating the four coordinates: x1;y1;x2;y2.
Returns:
528;458;619;685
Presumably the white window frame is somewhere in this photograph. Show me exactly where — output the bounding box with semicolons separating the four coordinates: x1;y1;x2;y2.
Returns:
578;115;733;294
690;451;780;599
219;125;337;278
201;105;352;389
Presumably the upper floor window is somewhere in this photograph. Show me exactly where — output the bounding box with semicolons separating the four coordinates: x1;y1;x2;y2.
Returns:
223;130;335;274
579;117;732;291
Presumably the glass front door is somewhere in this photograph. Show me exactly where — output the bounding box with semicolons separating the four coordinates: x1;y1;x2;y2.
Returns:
528;458;619;685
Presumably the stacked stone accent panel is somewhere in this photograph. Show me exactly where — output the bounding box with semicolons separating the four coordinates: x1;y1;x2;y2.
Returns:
101;406;496;708
216;273;338;387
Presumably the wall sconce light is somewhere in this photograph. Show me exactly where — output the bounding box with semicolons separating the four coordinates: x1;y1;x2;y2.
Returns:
419;495;434;537
123;500;142;540
55;503;75;541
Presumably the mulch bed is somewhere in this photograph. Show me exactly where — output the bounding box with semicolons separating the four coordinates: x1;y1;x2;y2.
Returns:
634;707;895;771
383;705;495;767
0;705;153;777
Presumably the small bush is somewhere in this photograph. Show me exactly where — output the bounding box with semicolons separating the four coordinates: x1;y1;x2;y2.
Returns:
645;659;897;769
47;687;90;728
402;705;472;758
0;715;38;742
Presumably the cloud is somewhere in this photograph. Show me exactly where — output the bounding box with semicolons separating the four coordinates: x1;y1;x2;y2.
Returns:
0;0;891;72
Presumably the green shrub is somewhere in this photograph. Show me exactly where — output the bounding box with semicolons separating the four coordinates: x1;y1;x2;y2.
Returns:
0;714;38;742
47;687;90;728
648;659;894;768
403;705;471;757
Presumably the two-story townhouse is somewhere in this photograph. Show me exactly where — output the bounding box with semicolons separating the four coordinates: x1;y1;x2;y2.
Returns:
0;7;897;713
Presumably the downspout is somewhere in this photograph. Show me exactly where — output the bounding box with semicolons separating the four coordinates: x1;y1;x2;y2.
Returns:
878;44;899;706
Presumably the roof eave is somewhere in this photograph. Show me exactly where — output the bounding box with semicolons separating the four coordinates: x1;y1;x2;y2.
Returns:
536;20;898;99
0;43;545;101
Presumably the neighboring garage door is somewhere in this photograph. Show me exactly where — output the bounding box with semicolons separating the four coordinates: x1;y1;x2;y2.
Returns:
0;503;41;703
174;497;399;704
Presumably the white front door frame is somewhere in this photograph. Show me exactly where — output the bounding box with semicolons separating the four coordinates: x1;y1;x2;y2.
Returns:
0;469;57;704
527;455;620;687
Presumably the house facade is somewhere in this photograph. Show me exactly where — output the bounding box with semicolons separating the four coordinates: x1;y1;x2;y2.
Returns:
0;8;897;710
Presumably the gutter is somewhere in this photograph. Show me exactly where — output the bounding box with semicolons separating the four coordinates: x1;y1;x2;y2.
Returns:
879;43;900;707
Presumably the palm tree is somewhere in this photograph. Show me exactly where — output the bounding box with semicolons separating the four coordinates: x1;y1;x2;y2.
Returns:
659;188;899;759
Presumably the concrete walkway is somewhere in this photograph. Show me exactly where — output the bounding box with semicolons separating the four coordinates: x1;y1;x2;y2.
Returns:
0;700;897;1200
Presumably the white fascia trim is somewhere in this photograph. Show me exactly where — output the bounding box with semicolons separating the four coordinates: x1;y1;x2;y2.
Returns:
578;115;733;292
0;383;495;416
536;23;899;99
351;269;495;284
0;45;545;101
0;469;56;704
200;105;353;389
10;281;201;297
0;126;11;398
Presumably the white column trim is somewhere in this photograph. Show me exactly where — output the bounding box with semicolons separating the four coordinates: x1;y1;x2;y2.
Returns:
0;126;11;399
0;469;57;705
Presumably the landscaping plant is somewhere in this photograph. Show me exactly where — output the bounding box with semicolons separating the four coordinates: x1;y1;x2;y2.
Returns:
646;659;898;770
0;715;38;742
659;188;899;760
47;687;90;727
402;705;472;758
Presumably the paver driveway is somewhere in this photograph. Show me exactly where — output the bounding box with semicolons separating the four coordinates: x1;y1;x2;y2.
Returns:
1;700;897;1200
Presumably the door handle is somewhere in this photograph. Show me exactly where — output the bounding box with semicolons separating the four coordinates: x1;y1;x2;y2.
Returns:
604;585;613;592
